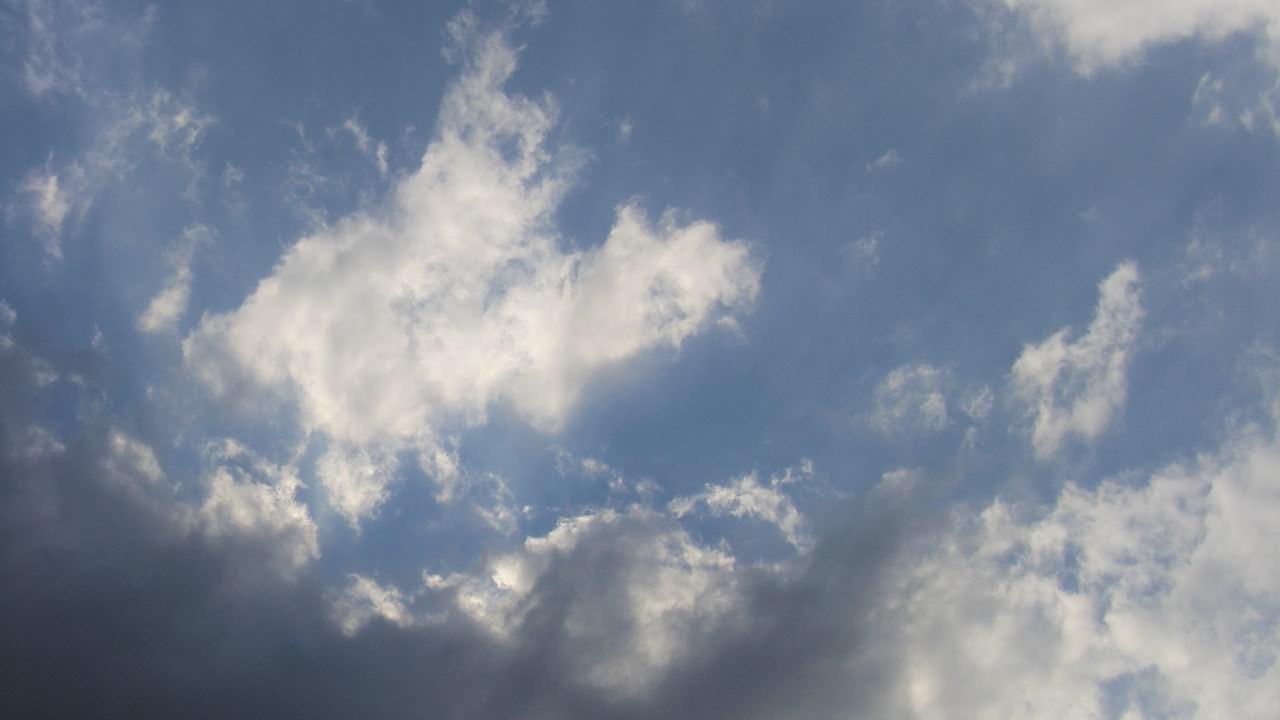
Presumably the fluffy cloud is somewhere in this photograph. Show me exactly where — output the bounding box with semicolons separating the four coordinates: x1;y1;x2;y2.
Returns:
315;443;398;527
995;0;1280;73
886;393;1280;719
1012;262;1143;458
184;28;760;520
5;310;1278;718
198;439;319;576
421;507;741;695
330;574;414;636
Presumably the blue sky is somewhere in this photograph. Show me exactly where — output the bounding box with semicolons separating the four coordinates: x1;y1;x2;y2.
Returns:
2;1;1280;717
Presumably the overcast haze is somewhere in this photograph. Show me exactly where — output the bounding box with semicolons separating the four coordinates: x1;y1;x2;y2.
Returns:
3;1;1280;718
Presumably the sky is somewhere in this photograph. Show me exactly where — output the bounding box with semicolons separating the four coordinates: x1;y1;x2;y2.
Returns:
1;1;1279;717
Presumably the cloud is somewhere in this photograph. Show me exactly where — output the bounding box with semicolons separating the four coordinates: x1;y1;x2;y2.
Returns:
19;165;75;258
184;27;760;521
843;232;881;269
960;384;994;420
4;315;1279;718
340;115;390;176
9;3;214;260
17;0;91;98
1012;262;1143;458
331;574;414;636
870;363;951;434
15;89;213;260
9;6;1276;719
669;461;813;550
315;442;399;526
886;392;1280;719
866;148;900;171
198;439;319;576
137;225;209;334
993;0;1280;74
422;506;742;696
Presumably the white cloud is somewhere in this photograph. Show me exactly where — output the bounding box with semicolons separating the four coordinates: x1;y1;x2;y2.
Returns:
19;166;74;258
961;384;994;420
184;28;760;520
867;148;900;171
141;90;213;160
98;429;197;531
469;474;527;534
14;0;155;99
137;225;209;334
197;439;319;575
870;363;951;434
1011;262;1143;458
330;574;414;636
103;428;167;489
0;300;15;350
17;89;213;261
425;507;739;694
18;0;89;98
341;115;389;176
844;232;881;269
315;443;397;528
555;448;628;493
10;425;66;460
994;0;1280;74
10;1;214;260
885;396;1280;719
669;461;813;550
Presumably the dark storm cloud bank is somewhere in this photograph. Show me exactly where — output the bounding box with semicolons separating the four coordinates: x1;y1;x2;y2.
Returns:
0;343;923;719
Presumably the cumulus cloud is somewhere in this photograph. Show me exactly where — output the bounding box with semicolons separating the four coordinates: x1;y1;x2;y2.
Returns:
994;0;1280;73
184;27;760;520
4;316;1279;718
422;507;741;695
198;439;319;575
885;394;1280;719
315;442;398;527
9;6;1277;720
1012;262;1143;458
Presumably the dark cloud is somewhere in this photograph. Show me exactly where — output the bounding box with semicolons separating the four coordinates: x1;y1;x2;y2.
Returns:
0;338;932;719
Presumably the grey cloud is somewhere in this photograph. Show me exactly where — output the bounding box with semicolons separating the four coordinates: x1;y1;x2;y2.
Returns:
0;338;924;718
